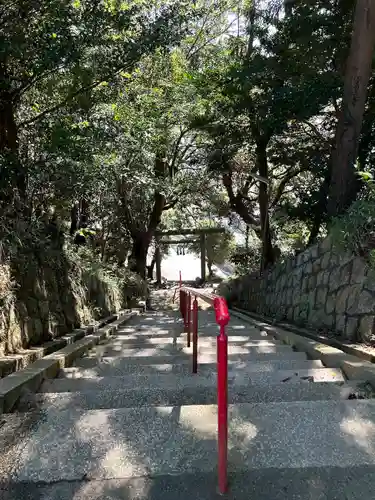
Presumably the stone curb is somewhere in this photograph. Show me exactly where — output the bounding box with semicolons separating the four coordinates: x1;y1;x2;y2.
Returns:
229;309;375;390
0;309;140;414
0;312;133;378
231;306;375;364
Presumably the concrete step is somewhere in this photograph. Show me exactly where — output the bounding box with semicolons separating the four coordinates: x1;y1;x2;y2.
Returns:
117;317;263;339
104;336;280;348
77;351;309;366
8;401;375;483
61;359;324;378
2;467;375;500
88;343;295;358
18;381;369;412
39;368;345;393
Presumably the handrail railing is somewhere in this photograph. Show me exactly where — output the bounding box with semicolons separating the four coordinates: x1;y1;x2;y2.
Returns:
178;283;229;495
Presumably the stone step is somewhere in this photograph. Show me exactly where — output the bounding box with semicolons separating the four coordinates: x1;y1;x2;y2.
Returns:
3;467;375;500
88;343;295;358
104;336;279;348
117;318;262;339
61;359;324;378
77;351;309;366
8;401;375;484
39;368;345;393
18;381;369;412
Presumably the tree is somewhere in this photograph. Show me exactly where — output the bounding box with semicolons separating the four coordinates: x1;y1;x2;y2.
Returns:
192;0;356;269
102;48;210;277
0;0;192;208
327;0;375;217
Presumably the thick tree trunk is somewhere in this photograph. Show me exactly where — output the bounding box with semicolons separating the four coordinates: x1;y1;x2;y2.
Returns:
125;151;169;279
129;189;166;278
327;0;375;218
256;139;274;271
147;256;156;280
129;233;151;279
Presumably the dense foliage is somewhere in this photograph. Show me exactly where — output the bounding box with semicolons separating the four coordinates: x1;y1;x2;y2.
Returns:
1;0;375;283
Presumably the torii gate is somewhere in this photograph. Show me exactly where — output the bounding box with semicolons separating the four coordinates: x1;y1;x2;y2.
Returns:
154;227;226;284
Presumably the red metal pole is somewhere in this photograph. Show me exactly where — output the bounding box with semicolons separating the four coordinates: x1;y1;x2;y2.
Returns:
179;270;182;288
192;296;198;373
181;290;187;326
187;293;191;347
179;289;183;316
217;324;228;494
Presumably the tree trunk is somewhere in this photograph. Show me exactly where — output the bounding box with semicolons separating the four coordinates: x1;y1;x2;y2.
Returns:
129;233;151;279
70;202;79;235
0;62;26;200
208;259;213;277
308;170;331;244
147;256;156;279
256;139;274;270
129;189;166;278
327;0;375;218
79;198;90;228
0;97;25;199
222;172;260;230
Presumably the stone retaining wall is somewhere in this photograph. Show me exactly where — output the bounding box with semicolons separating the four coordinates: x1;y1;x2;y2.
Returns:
220;238;375;343
0;248;144;357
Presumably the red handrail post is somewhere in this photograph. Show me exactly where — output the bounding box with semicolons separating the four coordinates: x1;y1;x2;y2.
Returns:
180;290;185;321
187;293;191;347
192;296;198;373
217;325;228;494
214;297;230;495
179;289;183;316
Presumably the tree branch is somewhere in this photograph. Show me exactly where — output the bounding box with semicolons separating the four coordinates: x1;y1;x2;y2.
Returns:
16;65;66;102
222;171;260;229
18;79;104;128
169;128;191;173
270;167;305;208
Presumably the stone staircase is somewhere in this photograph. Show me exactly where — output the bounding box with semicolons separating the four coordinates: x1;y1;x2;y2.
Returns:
3;308;375;499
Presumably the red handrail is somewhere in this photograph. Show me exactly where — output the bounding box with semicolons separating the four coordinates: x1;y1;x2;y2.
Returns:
192;296;198;374
187;292;191;347
179;285;229;495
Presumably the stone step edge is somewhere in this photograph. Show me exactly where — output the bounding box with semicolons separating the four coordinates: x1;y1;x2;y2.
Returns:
0;310;140;414
38;367;346;392
15;389;375;414
0;309;143;379
230;309;375;390
18;381;371;414
231;305;375;364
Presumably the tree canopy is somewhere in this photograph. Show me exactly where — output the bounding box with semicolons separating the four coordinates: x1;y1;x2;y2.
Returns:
1;0;375;279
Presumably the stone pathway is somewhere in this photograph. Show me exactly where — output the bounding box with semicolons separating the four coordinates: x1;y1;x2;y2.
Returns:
1;299;375;499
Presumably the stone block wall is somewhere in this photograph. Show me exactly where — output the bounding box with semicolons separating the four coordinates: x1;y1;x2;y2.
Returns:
220;237;375;343
0;248;144;356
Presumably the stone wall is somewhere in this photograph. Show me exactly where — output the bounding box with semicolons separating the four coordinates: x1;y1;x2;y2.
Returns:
0;247;144;356
220;237;375;343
